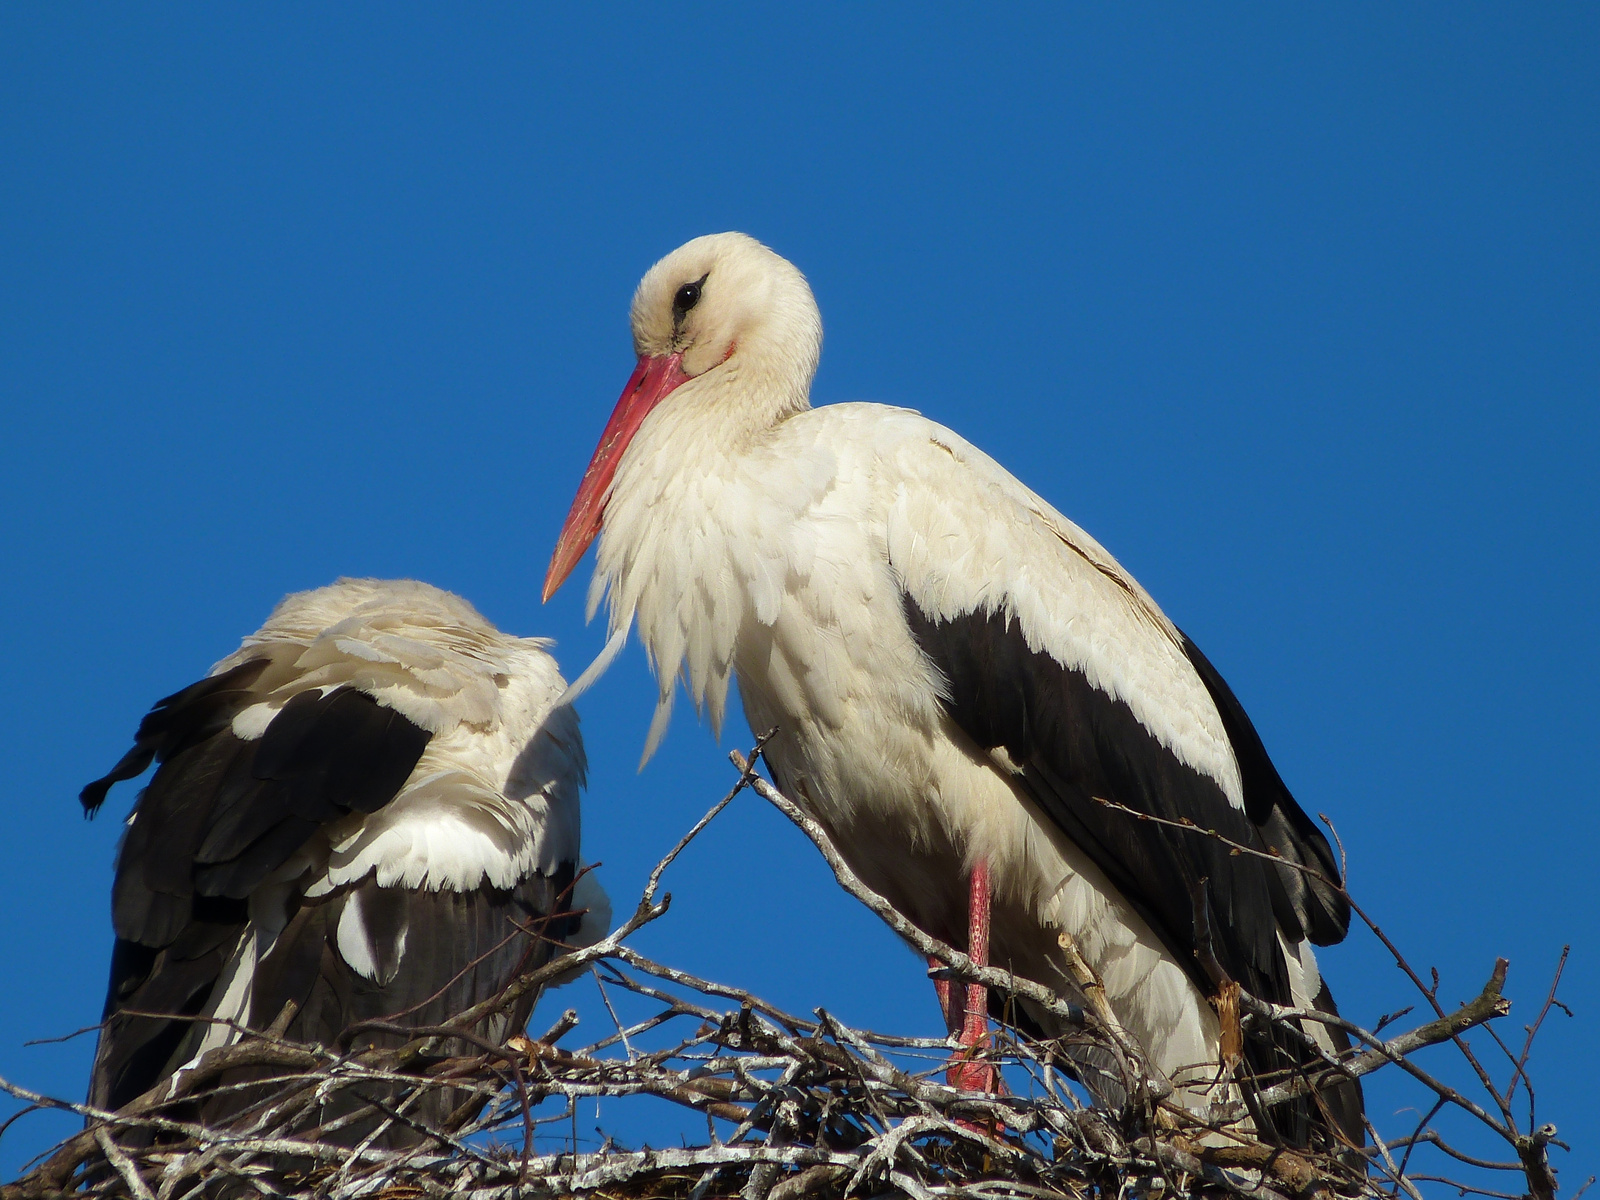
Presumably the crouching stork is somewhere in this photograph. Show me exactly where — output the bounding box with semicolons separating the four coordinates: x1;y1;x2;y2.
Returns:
82;578;607;1134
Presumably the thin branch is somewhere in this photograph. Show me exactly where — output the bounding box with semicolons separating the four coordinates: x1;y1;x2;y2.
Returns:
0;765;1571;1200
726;752;1137;1090
1506;945;1570;1120
1254;959;1510;1108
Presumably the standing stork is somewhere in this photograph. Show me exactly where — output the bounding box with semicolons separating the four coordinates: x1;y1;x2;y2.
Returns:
544;233;1361;1149
82;578;607;1132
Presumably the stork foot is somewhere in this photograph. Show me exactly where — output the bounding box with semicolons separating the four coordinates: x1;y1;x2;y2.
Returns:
941;984;1006;1133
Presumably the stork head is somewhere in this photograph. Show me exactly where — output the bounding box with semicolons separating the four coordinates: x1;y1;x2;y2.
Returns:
629;232;821;380
544;233;822;602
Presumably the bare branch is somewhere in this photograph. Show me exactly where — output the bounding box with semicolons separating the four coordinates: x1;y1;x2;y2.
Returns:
0;756;1573;1200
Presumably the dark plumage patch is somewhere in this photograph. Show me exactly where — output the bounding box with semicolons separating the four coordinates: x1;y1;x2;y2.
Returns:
903;595;1362;1149
1177;631;1349;945
253;688;432;818
228;873;572;1142
83;670;435;1113
90;934;233;1111
80;659;270;817
904;599;1291;997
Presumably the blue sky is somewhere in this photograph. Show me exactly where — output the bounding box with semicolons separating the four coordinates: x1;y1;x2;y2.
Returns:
2;5;1595;1185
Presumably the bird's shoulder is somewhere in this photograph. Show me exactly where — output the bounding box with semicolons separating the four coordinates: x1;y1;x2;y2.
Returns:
798;406;1238;799
821;408;1180;643
216;580;569;747
792;407;1165;602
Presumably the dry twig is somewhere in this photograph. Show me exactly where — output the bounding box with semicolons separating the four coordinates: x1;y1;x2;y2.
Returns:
0;742;1576;1200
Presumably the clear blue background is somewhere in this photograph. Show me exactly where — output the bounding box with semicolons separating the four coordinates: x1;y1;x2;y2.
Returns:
2;5;1595;1187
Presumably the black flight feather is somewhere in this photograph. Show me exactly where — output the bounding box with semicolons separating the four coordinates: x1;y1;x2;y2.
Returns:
902;593;1363;1150
83;671;435;1114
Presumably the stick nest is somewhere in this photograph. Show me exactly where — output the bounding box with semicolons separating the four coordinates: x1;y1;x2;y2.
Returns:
1;747;1578;1200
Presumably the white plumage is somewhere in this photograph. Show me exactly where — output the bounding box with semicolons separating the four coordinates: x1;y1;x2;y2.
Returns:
224;579;587;895
547;233;1359;1147
84;577;607;1121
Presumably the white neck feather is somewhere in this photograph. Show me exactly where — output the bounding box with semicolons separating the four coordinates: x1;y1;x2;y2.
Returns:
575;231;827;764
588;363;826;765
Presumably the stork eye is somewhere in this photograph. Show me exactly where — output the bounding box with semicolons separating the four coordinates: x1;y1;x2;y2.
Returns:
673;277;705;316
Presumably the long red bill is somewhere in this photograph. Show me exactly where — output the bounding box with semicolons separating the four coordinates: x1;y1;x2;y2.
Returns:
543;352;690;602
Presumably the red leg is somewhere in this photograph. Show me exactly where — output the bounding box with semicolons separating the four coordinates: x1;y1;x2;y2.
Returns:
946;858;998;1093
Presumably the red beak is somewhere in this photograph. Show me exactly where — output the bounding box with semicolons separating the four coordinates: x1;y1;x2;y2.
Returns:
544;352;691;602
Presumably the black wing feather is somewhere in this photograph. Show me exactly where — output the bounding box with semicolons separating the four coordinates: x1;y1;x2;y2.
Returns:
903;595;1361;1149
231;871;576;1143
81;659;271;817
253;688;431;819
84;670;434;1112
904;599;1294;998
1177;631;1350;945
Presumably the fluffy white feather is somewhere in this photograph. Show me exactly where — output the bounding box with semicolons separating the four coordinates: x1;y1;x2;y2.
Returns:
215;578;588;894
561;234;1335;1117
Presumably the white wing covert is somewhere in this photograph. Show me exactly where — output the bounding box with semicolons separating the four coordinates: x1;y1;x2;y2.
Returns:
884;419;1355;1143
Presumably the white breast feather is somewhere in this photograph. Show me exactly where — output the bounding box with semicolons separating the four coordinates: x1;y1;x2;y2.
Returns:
593;401;1240;804
594;397;842;761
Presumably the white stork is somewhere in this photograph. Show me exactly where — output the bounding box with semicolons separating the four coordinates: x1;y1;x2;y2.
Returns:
82;578;607;1129
544;233;1361;1148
